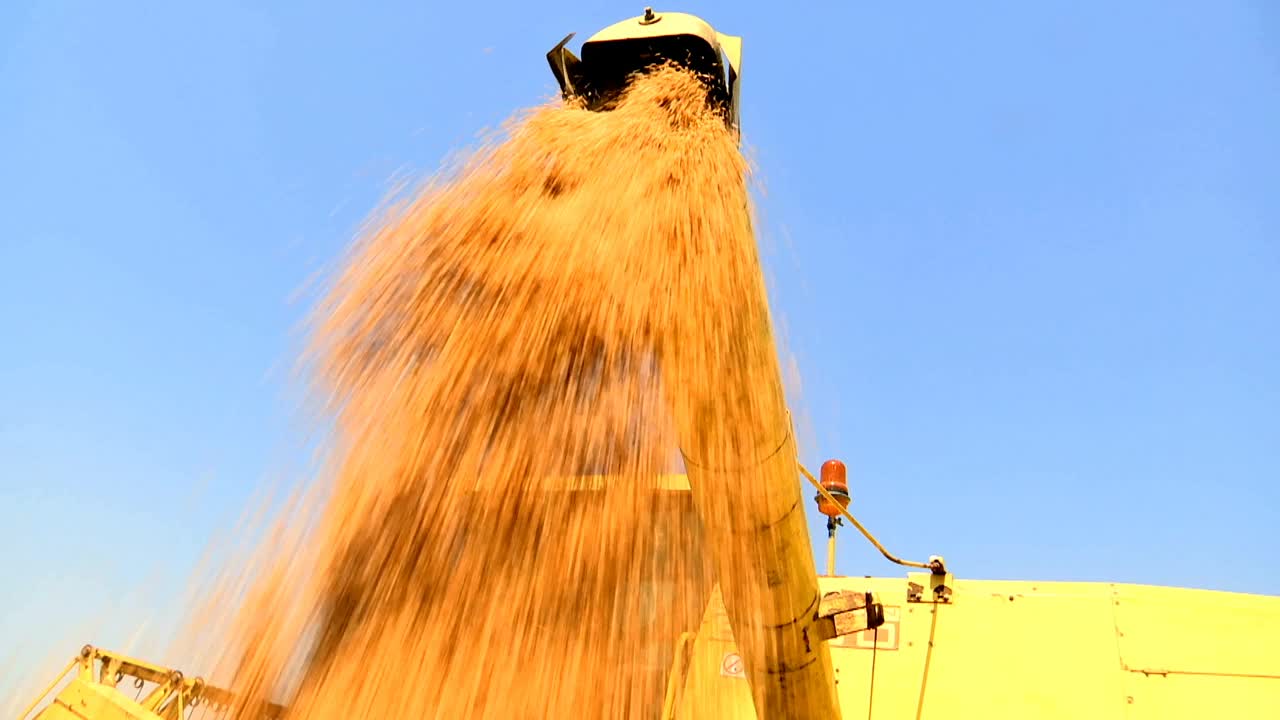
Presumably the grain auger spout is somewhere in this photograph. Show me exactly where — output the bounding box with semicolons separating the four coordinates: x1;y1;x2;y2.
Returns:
548;11;856;719
548;8;741;132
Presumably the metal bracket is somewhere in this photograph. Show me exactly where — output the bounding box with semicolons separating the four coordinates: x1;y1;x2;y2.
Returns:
813;590;886;642
907;557;954;604
546;33;582;99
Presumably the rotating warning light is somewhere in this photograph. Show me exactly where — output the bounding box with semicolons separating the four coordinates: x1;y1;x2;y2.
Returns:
815;458;851;518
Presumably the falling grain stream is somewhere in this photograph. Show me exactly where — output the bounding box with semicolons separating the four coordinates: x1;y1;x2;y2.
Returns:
198;66;823;720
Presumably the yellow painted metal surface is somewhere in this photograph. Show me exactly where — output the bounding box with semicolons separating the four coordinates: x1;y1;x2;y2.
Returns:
675;585;761;720
19;646;283;720
673;575;1280;719
31;680;151;720
1112;584;1280;718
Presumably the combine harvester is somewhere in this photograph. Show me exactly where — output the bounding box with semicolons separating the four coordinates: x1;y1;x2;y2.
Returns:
19;9;1279;720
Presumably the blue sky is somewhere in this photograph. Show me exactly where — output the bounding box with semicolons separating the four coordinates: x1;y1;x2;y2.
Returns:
2;0;1277;706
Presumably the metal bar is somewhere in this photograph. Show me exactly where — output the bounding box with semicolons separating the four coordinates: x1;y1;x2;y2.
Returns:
660;632;696;720
141;679;176;712
16;657;78;720
108;653;185;687
799;463;945;574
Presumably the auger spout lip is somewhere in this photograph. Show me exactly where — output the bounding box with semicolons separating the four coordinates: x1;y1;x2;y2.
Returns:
546;11;742;131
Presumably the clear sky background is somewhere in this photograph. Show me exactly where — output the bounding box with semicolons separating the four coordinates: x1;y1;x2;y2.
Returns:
2;0;1277;708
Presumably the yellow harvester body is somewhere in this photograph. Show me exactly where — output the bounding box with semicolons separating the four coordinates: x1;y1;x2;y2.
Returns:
670;571;1280;719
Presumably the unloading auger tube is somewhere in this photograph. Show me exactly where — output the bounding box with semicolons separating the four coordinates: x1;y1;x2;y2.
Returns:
549;11;840;720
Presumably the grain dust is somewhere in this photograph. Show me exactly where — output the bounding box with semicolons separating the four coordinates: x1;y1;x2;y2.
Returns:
200;65;788;720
